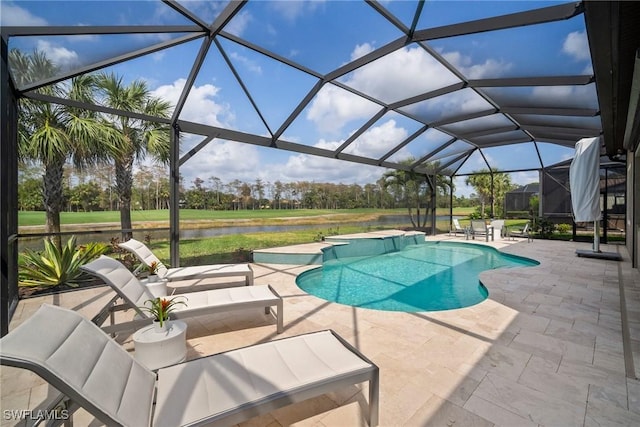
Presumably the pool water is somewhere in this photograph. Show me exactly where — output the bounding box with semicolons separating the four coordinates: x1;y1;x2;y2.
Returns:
296;241;538;312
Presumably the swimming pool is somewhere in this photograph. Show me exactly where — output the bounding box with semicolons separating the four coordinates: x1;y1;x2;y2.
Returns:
296;241;538;312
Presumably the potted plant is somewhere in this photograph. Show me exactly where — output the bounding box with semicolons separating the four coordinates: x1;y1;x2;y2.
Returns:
147;261;160;282
139;296;187;332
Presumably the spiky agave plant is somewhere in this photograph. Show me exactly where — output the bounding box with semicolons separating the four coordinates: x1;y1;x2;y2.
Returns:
19;236;108;287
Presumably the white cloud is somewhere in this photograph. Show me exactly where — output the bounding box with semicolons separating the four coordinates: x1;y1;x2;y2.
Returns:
350;43;375;61
341;45;461;104
35;40;79;68
1;2;47;26
443;51;511;79
531;85;596;106
511;171;539;186
229;52;262;75
179;138;261;183
151;51;166;62
343;119;408;158
306;84;380;134
178;139;386;187
277;152;385;184
307;44;509;135
269;0;324;22
402;88;492;124
226;11;252;36
151;78;234;127
562;31;590;61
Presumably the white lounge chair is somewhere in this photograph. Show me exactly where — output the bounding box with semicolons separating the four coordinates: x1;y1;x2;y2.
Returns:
0;304;379;426
470;219;494;242
81;255;283;334
508;222;531;241
119;238;253;292
449;218;467;237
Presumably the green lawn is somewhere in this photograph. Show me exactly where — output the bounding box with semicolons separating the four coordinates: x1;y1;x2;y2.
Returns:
18;207;474;227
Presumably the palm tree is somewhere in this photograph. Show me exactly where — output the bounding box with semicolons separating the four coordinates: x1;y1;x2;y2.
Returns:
96;73;172;240
383;165;429;228
12;50;118;248
465;168;514;218
383;159;453;229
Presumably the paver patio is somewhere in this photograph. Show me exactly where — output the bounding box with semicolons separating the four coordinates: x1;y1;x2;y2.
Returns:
1;233;639;426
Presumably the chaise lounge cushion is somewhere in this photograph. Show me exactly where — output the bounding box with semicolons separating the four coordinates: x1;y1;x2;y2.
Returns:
118;238;253;285
154;330;375;427
81;256;283;333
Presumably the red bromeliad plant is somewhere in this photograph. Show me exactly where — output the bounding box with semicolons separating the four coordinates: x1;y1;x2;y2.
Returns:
148;261;160;275
139;296;187;327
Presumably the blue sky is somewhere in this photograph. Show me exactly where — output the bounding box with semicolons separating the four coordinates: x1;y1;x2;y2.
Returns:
2;0;595;196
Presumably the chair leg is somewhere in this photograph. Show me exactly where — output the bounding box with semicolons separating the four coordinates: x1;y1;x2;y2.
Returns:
369;367;380;426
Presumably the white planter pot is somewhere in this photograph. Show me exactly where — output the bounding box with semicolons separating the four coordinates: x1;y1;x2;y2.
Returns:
153;319;169;333
147;274;159;283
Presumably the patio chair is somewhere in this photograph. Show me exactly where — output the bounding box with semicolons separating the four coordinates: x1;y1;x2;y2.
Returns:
81;255;283;334
449;218;467;237
119;238;253;292
507;222;531;242
470;219;494;242
0;304;379;427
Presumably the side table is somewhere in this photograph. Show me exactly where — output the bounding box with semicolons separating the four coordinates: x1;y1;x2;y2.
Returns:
132;320;187;370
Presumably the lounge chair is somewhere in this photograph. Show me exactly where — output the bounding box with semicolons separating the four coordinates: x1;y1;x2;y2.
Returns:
81;255;283;334
449;218;467;237
508;222;531;241
118;238;253;292
470;219;494;242
0;304;379;426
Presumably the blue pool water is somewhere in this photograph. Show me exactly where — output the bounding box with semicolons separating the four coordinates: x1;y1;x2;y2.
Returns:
296;241;538;312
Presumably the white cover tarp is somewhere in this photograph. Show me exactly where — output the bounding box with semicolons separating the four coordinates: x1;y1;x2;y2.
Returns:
569;136;601;222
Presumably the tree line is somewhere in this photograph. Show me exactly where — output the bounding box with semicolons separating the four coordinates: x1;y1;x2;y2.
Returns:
19;162;475;213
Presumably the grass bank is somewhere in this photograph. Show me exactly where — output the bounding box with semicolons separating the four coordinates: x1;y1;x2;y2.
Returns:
145;225;370;265
19;208;411;227
19;207;476;228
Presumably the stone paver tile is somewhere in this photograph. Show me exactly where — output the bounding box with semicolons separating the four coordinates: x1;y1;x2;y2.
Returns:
510;329;594;365
544;318;597;348
588;383;629;412
379;380;436;425
473;373;586;426
533;301;600;324
523;292;563;306
0;388;30;427
411;365;481;407
307;399;367;427
504;312;550;334
517;356;588;407
592;335;626;375
472;343;532;381
405;394;493;427
557;359;628;395
584;397;640;427
464;395;537;427
628;378;640;416
269;395;337;427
